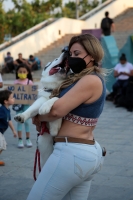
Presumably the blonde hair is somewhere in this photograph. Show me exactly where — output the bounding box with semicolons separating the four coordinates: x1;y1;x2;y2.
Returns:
51;34;107;98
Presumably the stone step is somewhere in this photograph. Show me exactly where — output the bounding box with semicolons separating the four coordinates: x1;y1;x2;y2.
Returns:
113;8;133;49
3;33;79;81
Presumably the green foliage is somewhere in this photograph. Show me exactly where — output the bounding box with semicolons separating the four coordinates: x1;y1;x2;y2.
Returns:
62;2;76;18
0;2;6;43
0;0;107;44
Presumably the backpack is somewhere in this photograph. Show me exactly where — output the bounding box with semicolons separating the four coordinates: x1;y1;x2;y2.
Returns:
101;18;110;29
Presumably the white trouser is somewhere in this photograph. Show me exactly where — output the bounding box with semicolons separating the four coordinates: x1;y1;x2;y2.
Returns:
27;140;104;200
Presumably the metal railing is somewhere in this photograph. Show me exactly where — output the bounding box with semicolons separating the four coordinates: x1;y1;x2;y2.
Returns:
79;0;116;20
0;18;56;52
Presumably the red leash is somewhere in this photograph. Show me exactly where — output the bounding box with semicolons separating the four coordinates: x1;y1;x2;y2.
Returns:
33;133;41;181
33;122;50;181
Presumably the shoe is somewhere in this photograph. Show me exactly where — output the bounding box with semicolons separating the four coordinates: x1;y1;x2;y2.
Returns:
18;139;24;148
0;160;5;166
26;139;32;147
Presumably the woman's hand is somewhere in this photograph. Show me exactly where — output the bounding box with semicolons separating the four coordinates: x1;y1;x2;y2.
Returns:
32;115;41;132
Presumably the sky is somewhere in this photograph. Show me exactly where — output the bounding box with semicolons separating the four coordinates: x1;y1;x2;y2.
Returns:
3;0;37;11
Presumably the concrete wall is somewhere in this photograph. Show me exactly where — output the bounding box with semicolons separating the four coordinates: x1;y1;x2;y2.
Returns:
0;18;86;65
85;0;133;29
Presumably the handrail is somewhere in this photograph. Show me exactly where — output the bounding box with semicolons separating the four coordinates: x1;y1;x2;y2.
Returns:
79;0;116;20
0;18;56;51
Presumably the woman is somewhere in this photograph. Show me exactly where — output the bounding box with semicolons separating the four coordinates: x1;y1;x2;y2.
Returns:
112;53;133;96
27;34;106;200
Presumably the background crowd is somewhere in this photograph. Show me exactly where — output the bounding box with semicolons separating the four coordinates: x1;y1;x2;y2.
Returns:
1;52;41;74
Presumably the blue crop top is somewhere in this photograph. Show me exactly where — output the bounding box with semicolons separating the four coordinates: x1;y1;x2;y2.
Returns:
59;75;106;119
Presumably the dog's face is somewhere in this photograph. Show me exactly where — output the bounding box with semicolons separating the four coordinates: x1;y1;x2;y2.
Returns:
40;52;69;90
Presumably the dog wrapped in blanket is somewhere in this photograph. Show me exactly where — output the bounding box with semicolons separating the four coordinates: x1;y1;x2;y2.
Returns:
14;49;69;167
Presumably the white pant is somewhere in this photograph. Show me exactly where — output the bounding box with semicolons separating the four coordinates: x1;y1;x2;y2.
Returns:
27;141;104;200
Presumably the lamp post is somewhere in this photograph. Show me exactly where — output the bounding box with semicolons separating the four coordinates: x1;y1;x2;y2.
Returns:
76;0;79;19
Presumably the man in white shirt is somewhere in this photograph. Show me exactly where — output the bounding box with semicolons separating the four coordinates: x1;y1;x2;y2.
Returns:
112;53;133;96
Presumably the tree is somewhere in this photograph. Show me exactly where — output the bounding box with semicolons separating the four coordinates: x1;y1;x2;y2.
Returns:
0;2;7;43
0;0;107;44
79;0;92;17
91;0;99;8
62;2;76;18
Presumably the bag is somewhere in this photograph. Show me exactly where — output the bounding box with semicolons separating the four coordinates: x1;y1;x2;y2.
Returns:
101;18;110;29
12;104;23;112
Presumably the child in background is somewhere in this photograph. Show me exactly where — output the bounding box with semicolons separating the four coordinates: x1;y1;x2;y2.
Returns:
14;64;33;148
0;90;17;166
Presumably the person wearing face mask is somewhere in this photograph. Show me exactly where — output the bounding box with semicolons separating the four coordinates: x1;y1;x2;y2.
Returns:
14;64;33;148
112;53;133;98
27;34;107;200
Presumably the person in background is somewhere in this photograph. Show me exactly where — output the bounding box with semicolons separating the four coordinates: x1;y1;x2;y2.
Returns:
27;34;107;200
14;53;30;68
28;55;41;71
1;52;15;74
101;11;115;36
112;53;133;97
0;90;17;166
0;73;3;88
14;64;33;148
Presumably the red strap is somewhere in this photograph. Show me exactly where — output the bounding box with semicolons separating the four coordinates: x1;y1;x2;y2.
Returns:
33;122;50;181
33;148;38;181
33;133;42;181
37;149;41;173
33;148;41;181
40;121;50;135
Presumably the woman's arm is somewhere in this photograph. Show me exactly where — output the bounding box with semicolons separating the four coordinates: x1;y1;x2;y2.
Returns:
123;70;133;77
38;75;103;122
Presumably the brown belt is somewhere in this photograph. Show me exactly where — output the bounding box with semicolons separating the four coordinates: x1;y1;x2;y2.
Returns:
54;137;95;145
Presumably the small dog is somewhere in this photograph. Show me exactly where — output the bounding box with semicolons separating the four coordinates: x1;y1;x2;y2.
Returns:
14;51;69;166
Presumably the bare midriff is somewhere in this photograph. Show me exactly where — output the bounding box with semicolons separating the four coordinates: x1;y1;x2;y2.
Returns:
57;119;95;140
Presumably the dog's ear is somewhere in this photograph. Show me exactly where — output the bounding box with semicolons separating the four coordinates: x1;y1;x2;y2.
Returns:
62;46;69;53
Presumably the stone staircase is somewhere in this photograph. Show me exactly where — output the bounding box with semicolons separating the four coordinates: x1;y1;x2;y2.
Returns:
2;33;79;82
35;8;133;69
113;7;133;49
35;34;79;67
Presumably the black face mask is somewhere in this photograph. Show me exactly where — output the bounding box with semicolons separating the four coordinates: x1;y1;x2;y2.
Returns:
68;55;91;74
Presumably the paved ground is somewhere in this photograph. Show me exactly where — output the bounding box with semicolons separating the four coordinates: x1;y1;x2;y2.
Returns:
0;76;133;200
